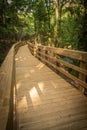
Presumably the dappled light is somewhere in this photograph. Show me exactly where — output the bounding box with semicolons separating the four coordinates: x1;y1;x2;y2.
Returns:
24;73;31;78
38;82;44;94
29;87;41;107
36;63;45;70
18;56;27;62
16;82;21;90
30;69;35;74
18;96;28;109
15;58;19;61
51;81;57;89
15;56;27;62
14;45;87;130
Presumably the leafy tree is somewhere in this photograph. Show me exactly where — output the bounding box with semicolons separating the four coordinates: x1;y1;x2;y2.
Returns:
79;0;87;51
0;0;87;65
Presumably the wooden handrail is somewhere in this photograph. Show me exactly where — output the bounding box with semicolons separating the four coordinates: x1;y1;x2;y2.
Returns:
0;41;27;130
0;45;15;130
28;43;87;94
37;45;87;62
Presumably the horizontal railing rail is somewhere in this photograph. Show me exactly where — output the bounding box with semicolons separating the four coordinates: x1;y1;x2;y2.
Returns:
28;42;87;94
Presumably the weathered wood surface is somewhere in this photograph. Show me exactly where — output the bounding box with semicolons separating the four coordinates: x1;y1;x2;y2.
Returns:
0;41;27;130
28;43;87;91
0;45;15;130
15;45;87;130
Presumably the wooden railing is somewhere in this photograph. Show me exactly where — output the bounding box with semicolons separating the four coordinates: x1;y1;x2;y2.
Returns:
0;41;27;130
28;42;87;94
0;41;87;130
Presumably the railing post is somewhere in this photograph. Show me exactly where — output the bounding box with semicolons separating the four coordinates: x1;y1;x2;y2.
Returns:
79;61;87;95
28;42;87;94
43;47;46;64
79;62;87;81
34;45;36;57
45;50;48;65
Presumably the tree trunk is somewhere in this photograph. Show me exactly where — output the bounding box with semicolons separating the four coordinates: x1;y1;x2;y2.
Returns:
79;1;87;94
79;0;87;51
54;0;59;47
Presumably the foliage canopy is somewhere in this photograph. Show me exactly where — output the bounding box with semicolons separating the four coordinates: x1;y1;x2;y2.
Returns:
0;0;87;64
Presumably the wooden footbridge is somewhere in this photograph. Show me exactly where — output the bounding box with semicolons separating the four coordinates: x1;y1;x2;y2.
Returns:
0;41;87;130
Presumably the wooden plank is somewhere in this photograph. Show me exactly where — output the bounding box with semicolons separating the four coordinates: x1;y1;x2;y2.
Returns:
28;43;87;62
36;54;87;89
38;45;87;62
0;45;15;130
0;41;28;130
28;43;87;90
16;45;87;130
36;50;87;75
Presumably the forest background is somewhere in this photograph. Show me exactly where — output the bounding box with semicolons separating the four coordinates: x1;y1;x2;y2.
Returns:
0;0;87;65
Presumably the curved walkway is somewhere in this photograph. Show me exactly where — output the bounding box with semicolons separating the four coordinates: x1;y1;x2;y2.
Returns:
15;45;87;130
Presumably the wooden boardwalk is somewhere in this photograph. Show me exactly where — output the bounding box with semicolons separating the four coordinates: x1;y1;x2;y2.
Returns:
15;45;87;130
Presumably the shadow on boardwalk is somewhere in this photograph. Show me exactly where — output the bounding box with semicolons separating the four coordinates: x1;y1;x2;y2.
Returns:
15;45;87;130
